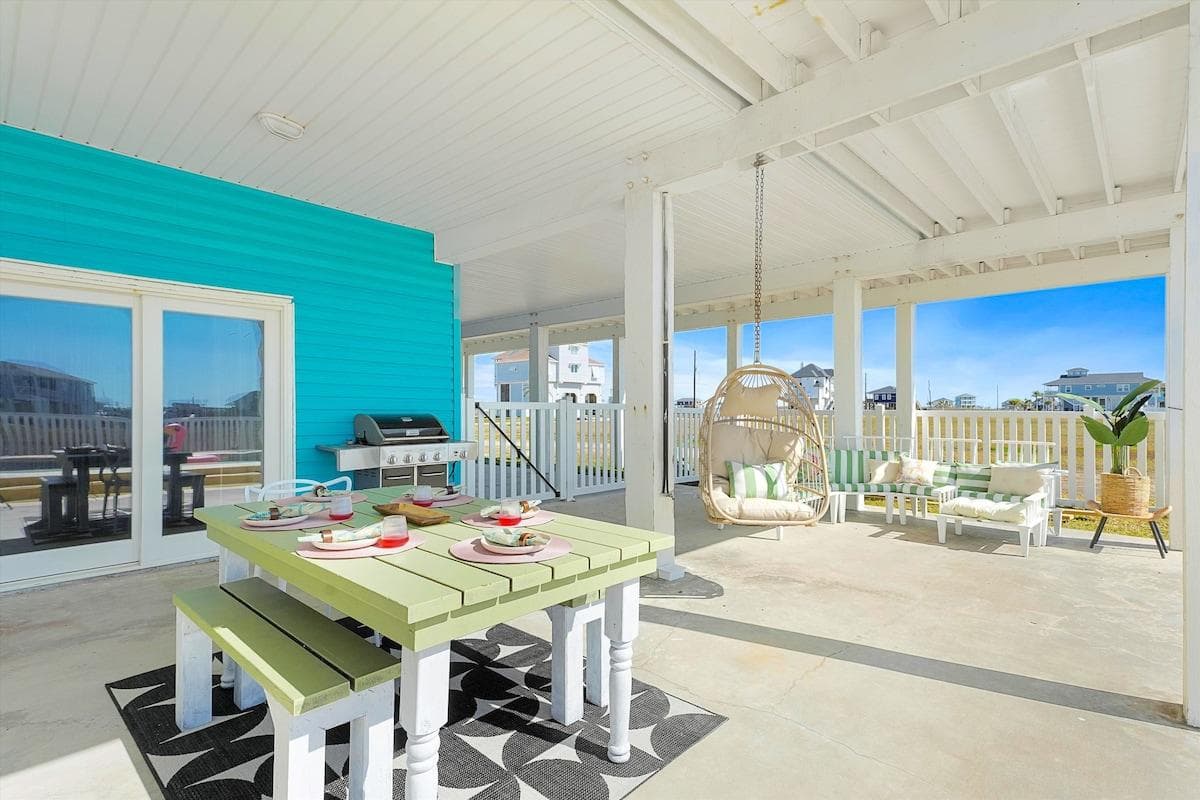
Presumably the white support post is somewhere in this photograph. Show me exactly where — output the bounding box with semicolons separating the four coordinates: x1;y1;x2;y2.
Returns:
174;610;213;731
833;274;864;508
557;396;577;501
528;323;549;403
1181;0;1200;730
268;697;326;800
624;188;681;580
611;335;624;404
348;684;396;800
895;302;916;452
400;643;451;800
1168;219;1186;553
726;321;742;376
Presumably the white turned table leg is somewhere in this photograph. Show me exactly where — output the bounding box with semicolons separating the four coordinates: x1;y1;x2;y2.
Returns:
349;683;395;800
547;605;584;725
217;547;250;688
268;699;326;800
401;642;450;800
605;579;639;763
175;610;212;730
585;616;610;708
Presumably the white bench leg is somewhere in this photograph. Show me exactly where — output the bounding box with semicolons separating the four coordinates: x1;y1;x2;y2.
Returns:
936;516;947;544
898;496;907;525
175;610;213;730
547;604;585;725
268;698;326;800
605;579;639;763
217;547;251;689
585;616;610;707
884;495;893;524
400;642;450;800
954;518;962;537
349;683;395;800
233;664;266;710
1018;525;1031;557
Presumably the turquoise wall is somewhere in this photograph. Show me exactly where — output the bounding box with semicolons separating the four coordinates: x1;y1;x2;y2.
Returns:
0;125;460;480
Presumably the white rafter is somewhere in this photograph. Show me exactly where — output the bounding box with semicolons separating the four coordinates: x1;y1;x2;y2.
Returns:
1176;121;1188;192
847;133;960;235
990;88;1060;216
816;144;937;238
1075;40;1118;204
913;112;1006;224
674;0;798;92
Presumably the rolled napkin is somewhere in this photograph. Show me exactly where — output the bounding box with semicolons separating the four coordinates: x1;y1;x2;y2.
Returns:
298;528;379;544
481;528;550;548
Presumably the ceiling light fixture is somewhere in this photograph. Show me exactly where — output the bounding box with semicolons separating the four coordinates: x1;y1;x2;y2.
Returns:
256;111;305;141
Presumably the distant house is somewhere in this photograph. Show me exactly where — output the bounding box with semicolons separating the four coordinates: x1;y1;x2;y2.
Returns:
228;390;262;416
790;363;834;410
866;385;897;409
954;393;977;409
1043;367;1164;411
0;360;97;415
494;344;606;402
927;397;955;409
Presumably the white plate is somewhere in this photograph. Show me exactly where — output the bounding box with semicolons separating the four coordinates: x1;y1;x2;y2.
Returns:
312;536;380;551
486;508;538;521
243;514;309;528
300;491;347;503
479;537;547;555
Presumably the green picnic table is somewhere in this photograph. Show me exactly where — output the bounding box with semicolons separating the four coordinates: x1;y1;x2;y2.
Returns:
194;486;673;800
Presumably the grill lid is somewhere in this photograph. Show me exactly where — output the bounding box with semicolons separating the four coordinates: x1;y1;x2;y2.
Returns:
354;413;447;445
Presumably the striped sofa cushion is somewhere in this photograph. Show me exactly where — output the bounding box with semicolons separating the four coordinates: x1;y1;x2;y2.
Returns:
827;449;898;484
931;462;957;487
954;463;991;493
897;483;957;498
957;489;1025;503
829;482;897;495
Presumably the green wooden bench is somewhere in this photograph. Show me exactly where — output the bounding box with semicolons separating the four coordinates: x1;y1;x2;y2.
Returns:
174;577;400;800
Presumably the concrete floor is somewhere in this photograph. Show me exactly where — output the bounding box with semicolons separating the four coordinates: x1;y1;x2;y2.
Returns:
1;485;1197;799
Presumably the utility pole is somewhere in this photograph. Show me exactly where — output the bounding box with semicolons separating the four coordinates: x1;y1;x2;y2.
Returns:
692;349;697;407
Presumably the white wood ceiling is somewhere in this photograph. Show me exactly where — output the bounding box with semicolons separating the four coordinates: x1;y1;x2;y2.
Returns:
0;1;1189;326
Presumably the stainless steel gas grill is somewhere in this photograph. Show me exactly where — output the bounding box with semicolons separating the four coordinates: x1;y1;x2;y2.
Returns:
317;413;477;490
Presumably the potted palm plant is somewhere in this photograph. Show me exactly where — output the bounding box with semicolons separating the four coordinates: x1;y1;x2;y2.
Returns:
1056;380;1161;515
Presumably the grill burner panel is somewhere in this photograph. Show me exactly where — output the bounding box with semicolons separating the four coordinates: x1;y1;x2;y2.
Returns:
318;413;476;490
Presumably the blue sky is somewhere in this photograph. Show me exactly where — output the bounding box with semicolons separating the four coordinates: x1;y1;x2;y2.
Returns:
472;277;1165;407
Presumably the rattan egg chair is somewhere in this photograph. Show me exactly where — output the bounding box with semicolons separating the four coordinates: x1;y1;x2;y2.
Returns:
697;158;830;528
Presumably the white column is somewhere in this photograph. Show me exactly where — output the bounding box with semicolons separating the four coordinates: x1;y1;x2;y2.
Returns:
624;188;681;580
462;350;475;401
1168;221;1186;553
527;322;549;402
725;321;742;375
611;335;624;403
895;302;916;453
1181;0;1200;729
833;273;864;510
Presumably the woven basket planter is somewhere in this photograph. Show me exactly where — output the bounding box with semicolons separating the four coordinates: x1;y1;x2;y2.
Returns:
1099;468;1151;516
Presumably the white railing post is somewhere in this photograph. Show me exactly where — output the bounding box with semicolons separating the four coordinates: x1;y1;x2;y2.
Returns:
557;397;576;501
1082;410;1098;503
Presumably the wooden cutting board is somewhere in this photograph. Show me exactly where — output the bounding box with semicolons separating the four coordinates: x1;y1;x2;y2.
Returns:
373;502;451;527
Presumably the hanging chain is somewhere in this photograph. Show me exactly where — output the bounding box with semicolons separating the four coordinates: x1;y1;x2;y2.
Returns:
752;156;765;364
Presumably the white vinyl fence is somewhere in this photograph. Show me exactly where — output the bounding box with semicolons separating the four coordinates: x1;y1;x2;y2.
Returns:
0;412;263;456
463;401;1169;508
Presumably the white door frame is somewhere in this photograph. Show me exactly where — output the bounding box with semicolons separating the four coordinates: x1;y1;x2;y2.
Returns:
0;258;296;587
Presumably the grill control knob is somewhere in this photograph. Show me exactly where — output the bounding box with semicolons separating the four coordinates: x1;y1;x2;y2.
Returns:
386;454;397;465
418;453;427;462
403;454;414;464
432;451;442;461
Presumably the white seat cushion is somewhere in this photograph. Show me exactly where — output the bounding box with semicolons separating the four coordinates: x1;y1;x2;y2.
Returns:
708;485;817;522
942;496;1029;524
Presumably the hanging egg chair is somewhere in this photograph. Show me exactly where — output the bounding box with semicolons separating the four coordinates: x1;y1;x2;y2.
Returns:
698;159;830;528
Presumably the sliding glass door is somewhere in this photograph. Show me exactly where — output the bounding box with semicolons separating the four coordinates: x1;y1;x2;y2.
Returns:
0;261;293;586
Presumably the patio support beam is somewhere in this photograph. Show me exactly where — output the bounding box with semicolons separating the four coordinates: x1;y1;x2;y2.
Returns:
611;335;624;404
895;302;916;450
726;322;742;375
623;188;681;580
437;1;1185;264
1180;0;1200;730
528;323;549;402
832;274;864;487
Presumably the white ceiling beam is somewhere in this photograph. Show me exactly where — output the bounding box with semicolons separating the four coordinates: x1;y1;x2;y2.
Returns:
437;2;1185;263
600;0;766;103
1176;121;1188;192
575;0;751;109
1074;40;1118;204
990;88;1060;216
675;0;799;92
925;0;952;26
814;144;938;237
913;112;1006;224
806;1;868;62
846;132;961;234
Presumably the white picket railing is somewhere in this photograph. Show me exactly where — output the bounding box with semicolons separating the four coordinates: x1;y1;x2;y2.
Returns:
0;412;263;457
461;400;1169;508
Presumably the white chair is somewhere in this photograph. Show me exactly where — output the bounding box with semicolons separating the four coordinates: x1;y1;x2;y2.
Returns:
244;476;352;502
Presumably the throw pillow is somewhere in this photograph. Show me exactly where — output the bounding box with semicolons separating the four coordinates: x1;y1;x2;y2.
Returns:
727;461;788;500
866;457;900;484
988;465;1046;497
721;381;780;419
954;463;991;493
897;455;937;486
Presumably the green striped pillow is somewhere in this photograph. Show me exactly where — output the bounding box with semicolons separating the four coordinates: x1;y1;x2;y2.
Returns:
727;461;788;499
932;462;957;487
955;463;991;493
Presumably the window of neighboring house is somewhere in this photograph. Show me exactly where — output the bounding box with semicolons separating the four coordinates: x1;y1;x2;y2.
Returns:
569;364;580;374
1117;383;1130;392
586;393;597;403
499;384;511;401
569;345;580;353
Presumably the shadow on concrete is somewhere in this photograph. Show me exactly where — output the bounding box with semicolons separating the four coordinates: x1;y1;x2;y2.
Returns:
640;571;724;600
640;605;1188;729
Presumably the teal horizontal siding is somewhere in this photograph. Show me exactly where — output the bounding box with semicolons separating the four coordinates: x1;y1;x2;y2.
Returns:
0;126;459;480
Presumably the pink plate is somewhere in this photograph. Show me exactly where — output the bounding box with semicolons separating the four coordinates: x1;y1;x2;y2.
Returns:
449;536;570;564
431;495;475;508
277;491;368;506
461;510;556;529
296;532;425;559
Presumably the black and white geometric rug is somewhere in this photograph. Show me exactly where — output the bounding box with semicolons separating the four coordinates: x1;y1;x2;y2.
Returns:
107;622;724;800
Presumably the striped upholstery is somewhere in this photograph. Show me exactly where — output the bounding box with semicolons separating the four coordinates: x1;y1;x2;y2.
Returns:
954;463;991;493
827;449;897;485
829;482;897;494
931;462;957;487
897;483;957;498
957;489;1025;503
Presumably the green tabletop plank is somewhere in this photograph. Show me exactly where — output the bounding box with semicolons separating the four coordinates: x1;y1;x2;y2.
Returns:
375;547;511;606
539;512;675;552
535;520;648;560
417;528;555;591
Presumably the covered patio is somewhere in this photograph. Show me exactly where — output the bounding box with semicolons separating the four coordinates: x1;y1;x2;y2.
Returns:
1;1;1199;798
